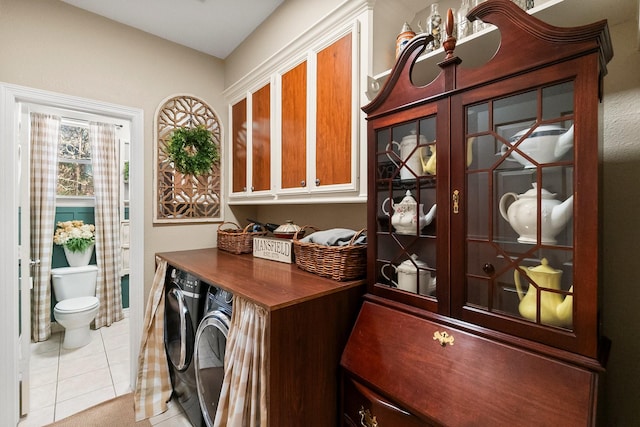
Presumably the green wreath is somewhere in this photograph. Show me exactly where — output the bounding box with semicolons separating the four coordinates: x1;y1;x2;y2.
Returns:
166;125;219;176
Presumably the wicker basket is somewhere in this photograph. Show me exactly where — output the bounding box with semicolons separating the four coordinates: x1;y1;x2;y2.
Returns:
217;222;266;254
292;226;367;281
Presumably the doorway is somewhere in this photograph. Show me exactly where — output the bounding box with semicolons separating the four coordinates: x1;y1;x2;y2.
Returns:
0;83;144;427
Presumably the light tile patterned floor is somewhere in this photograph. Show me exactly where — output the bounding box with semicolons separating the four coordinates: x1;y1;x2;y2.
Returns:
17;313;190;426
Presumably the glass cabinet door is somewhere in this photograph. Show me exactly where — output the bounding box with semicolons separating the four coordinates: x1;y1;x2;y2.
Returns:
462;80;575;331
374;112;438;306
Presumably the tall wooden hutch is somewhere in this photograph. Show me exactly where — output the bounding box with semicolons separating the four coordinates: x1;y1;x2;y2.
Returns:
341;1;613;425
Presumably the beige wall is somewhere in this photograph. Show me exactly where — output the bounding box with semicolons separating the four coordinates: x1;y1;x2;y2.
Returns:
601;19;640;425
223;0;344;86
0;0;233;302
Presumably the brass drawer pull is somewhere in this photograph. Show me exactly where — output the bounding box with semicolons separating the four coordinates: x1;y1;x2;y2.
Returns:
433;330;455;347
359;406;378;427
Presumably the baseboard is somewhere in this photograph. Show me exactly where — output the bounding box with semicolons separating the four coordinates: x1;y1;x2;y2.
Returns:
51;321;64;335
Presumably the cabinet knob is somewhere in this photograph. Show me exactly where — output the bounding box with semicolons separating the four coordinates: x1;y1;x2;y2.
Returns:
315;178;321;186
243;186;247;192
300;180;306;187
250;186;255;192
482;263;495;275
358;406;378;427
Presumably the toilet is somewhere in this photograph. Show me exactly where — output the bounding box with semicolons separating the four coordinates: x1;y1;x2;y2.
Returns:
51;265;100;349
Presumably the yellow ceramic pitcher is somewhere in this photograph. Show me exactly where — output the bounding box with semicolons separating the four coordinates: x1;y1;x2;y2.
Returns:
514;258;573;327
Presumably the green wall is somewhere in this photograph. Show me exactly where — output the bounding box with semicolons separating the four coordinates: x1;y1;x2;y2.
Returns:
53;206;129;309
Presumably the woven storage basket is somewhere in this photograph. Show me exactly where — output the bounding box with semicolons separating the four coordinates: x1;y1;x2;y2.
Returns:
217;222;266;254
292;226;367;281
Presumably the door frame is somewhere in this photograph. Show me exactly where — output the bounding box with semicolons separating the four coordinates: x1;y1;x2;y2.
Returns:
0;83;145;426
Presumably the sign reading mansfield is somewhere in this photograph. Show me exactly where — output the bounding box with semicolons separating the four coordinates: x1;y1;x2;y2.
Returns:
253;236;294;263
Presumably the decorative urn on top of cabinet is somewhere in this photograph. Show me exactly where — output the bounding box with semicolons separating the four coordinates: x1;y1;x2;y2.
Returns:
341;1;613;426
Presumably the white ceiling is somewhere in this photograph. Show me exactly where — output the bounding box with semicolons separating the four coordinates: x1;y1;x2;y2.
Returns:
61;0;284;59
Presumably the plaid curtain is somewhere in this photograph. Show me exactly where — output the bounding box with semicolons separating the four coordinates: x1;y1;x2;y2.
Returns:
90;122;124;328
134;257;172;421
214;296;268;427
30;113;60;342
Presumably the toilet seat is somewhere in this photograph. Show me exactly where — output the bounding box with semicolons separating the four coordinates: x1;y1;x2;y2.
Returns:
55;296;99;313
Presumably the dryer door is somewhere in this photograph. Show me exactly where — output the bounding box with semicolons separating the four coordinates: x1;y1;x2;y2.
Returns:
194;311;230;427
165;285;195;371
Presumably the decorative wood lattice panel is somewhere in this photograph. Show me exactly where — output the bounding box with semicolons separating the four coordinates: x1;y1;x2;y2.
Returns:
154;95;222;223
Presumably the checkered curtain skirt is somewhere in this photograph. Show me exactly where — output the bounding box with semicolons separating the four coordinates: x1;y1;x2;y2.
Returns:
134;258;172;421
214;296;268;427
30;113;60;342
90;122;124;328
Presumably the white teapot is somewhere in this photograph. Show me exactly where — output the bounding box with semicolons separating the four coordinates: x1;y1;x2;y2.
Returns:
499;183;573;244
501;124;574;168
382;190;436;235
381;254;436;295
387;130;431;180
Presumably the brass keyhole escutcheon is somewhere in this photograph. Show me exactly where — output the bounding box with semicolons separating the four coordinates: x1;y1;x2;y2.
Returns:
433;330;455;347
452;189;460;214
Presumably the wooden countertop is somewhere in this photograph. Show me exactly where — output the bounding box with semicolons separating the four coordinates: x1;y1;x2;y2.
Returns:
156;248;366;312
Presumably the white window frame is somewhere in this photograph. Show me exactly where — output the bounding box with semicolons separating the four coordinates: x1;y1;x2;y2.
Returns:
56;118;95;206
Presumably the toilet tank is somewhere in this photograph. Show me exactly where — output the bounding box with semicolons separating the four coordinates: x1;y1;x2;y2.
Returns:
51;265;98;301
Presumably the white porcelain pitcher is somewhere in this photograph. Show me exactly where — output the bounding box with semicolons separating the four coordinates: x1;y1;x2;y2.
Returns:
381;254;436;295
499;183;574;244
387;130;430;180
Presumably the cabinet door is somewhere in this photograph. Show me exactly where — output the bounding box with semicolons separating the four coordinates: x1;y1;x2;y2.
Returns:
315;32;352;187
370;102;444;314
231;98;247;193
452;64;598;356
281;61;307;189
252;83;271;192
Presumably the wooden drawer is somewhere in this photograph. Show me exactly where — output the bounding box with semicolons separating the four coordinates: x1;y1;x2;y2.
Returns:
342;375;427;427
341;301;598;426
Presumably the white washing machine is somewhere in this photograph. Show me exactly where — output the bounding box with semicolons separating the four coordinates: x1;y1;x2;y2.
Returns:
194;286;232;427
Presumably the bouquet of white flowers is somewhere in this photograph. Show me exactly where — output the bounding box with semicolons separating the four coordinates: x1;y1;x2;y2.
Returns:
53;220;96;253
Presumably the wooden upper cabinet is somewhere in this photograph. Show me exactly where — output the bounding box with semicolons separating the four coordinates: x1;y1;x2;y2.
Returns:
316;33;352;187
225;15;364;202
281;61;307;189
252;84;271;192
231;98;247;193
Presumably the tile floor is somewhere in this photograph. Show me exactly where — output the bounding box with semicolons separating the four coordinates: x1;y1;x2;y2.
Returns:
17;313;191;426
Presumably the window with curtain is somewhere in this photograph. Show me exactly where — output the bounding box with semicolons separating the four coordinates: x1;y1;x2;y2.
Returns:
57;121;94;198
